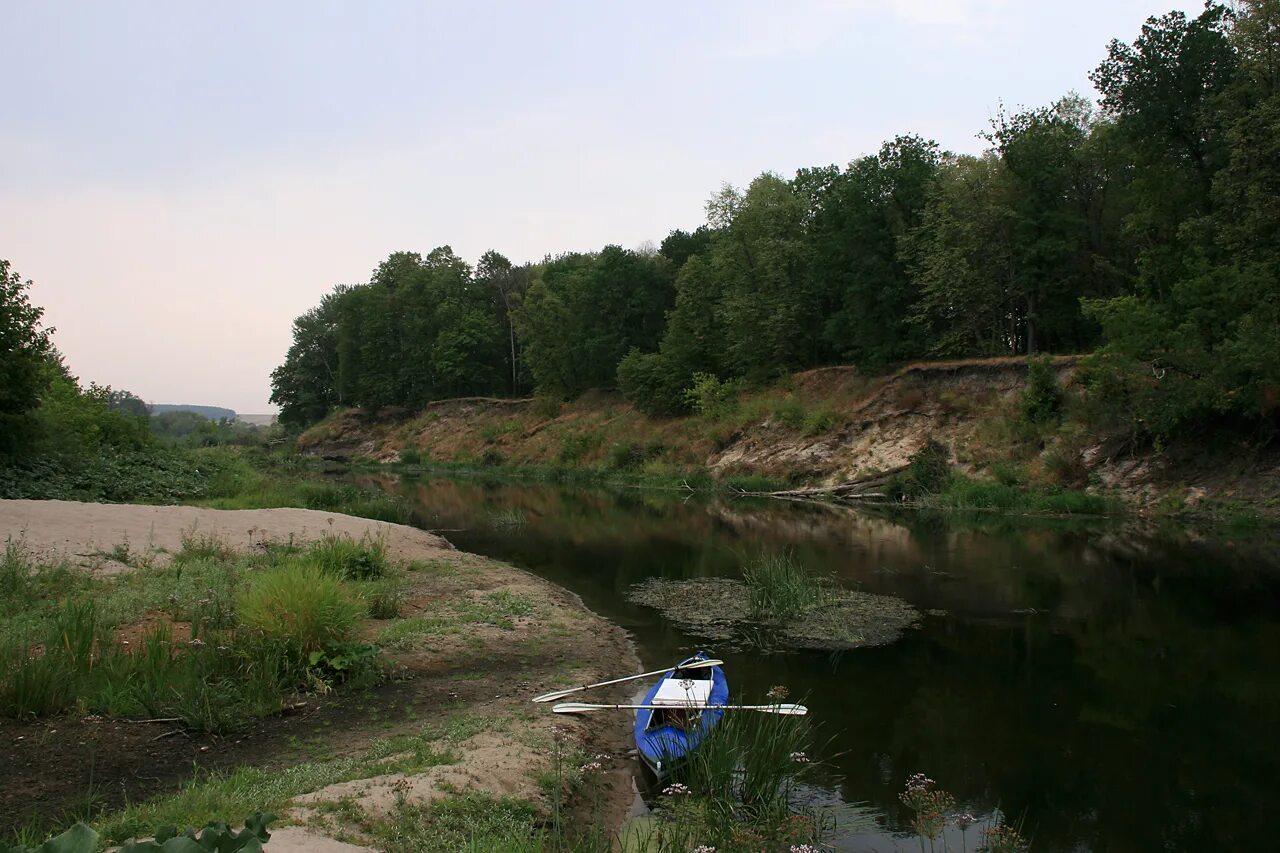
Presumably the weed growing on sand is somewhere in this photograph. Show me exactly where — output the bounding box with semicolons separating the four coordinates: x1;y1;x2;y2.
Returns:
364;579;406;619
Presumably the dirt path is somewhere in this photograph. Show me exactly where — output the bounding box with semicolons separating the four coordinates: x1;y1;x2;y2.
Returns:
0;500;641;851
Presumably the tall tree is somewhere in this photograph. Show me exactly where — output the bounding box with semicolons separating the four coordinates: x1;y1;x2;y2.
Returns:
808;136;941;367
0;259;54;454
270;285;348;428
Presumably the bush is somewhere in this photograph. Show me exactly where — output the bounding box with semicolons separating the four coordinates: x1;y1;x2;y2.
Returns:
236;564;363;670
532;396;562;419
802;409;837;436
1021;355;1062;424
684;372;740;420
399;447;421;465
771;395;805;429
616;349;688;417
890;440;953;499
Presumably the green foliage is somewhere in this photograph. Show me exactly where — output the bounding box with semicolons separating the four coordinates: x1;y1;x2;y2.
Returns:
684;372;739;420
0;259;54;455
740;552;830;620
236;565;363;672
371;795;540;853
518;247;674;398
117;813;274;853
556;431;602;464
890;440;954;500
2;822;96;853
307;534;389;580
398;447;421;464
1021;355;1063;423
5;815;275;853
650;692;824;851
616;349;688;417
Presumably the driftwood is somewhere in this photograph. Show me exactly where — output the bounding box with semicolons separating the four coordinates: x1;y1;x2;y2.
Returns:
734;464;909;501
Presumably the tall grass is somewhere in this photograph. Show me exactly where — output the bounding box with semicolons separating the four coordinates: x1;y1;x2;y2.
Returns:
236;564;364;672
937;475;1120;515
740;552;830;620
307;533;389;580
645;695;826;851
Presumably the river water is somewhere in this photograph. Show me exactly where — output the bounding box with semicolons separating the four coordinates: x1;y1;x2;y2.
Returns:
362;472;1280;852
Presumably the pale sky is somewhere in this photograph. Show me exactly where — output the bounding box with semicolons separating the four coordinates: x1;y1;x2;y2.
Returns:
1;0;1196;413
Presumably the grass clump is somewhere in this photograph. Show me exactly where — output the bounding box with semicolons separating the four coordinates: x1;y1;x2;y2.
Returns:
236;564;364;668
372;794;541;853
740;552;830;620
308;533;389;580
637;691;828;851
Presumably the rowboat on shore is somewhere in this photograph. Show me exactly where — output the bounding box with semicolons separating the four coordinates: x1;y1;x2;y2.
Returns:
633;651;729;776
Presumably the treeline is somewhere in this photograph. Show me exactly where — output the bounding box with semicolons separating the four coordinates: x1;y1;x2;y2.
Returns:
272;2;1279;440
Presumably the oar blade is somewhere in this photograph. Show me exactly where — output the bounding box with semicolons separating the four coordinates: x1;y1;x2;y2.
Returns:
773;703;808;716
551;703;596;714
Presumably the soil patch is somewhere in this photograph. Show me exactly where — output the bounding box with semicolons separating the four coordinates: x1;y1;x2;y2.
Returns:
626;577;921;650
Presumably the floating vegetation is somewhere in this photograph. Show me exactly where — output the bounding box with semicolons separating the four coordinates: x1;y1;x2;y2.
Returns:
487;508;528;529
626;576;920;651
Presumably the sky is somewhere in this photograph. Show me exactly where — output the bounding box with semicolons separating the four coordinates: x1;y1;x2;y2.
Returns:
1;0;1198;413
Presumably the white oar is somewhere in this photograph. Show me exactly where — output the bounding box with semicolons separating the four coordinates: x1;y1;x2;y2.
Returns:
531;658;724;703
552;702;808;716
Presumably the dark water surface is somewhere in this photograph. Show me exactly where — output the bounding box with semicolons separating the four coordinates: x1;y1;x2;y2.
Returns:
363;472;1280;852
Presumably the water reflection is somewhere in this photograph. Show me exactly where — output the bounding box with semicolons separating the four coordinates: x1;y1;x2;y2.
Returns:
361;472;1280;852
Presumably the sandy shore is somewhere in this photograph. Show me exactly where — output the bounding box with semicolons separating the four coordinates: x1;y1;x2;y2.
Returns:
0;500;640;852
0;499;457;573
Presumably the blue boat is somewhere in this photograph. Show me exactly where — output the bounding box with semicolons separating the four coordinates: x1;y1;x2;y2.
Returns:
634;651;729;776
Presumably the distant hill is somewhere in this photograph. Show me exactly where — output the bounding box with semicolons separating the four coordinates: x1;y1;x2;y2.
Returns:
235;413;277;426
149;404;236;421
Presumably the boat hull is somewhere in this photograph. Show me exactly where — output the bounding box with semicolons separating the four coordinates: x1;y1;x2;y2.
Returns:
633;652;729;777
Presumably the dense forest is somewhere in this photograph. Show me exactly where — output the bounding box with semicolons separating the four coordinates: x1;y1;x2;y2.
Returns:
269;3;1278;444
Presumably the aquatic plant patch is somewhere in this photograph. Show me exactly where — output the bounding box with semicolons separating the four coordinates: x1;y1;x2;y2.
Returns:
626;577;919;650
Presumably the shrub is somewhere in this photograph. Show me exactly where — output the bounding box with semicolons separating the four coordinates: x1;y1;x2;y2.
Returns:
616;349;688;417
532;396;562;419
801;409;837;436
607;440;663;471
556;433;601;464
890;440;953;499
1021;355;1062;424
683;373;740;420
771;395;805;429
236;564;363;670
399;447;421;465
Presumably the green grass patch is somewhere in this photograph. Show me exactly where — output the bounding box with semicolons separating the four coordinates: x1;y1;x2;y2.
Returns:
935;475;1121;515
740;552;831;620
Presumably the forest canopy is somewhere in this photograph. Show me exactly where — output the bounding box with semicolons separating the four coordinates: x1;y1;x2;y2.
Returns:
270;2;1280;442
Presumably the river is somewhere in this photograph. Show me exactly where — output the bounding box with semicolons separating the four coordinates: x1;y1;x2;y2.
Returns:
360;471;1280;852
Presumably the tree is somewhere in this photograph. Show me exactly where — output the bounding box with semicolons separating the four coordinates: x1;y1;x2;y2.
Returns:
0;259;54;454
808;136;941;367
270;285;348;429
713;174;815;377
477;250;529;395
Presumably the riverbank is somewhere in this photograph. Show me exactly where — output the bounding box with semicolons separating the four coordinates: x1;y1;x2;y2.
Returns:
296;357;1280;524
0;500;640;851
